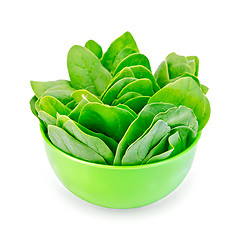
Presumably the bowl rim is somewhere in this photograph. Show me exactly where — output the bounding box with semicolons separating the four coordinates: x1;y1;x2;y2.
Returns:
40;123;201;170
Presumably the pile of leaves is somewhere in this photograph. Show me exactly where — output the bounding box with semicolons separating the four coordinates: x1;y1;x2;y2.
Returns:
30;32;210;166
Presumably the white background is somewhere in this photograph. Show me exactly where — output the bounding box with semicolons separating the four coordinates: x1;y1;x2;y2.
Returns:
1;0;239;239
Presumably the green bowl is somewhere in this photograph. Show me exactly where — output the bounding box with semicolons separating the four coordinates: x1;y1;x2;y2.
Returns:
40;124;201;209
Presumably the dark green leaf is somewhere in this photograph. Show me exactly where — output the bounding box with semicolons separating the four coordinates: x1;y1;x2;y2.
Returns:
79;102;136;142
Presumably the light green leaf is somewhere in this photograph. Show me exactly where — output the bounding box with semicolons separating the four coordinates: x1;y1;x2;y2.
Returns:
85;40;103;59
69;90;102;121
30;80;73;99
130;65;160;92
113;102;175;165
148;77;209;131
101;31;139;73
67;45;112;96
114;53;151;76
63;120;114;164
38;96;71;117
38;110;56;126
102;77;137;105
30;96;38;117
48;125;107;164
100;67;134;100
122;120;170;165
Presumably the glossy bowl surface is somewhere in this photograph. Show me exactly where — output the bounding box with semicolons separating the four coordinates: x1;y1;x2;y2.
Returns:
40;124;201;209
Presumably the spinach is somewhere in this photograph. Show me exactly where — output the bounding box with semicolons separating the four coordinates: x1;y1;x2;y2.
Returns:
31;80;75;104
112;48;137;72
38;110;57;126
129;65;160;92
48;125;107;165
116;104;138;118
68;89;102;121
121;120;171;165
122;96;150;114
113;102;175;165
112;92;141;106
30;31;211;166
101;31;139;74
78;102;136;142
113;53;151;76
62;119;114;164
37;96;72;118
148;77;210;131
154;52;199;88
57;114;118;154
100;67;135;99
30;96;38;117
102;77;137;105
67;45;112;96
119;105;197;165
85;40;103;59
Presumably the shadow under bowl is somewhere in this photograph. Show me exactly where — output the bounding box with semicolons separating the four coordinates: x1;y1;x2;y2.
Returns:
40;124;201;209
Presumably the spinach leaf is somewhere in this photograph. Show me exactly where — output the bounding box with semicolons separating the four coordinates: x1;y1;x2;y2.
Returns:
85;40;103;59
117;79;154;98
101;32;139;73
38;96;71;118
112;92;141;106
102;77;154;110
62;119;114;164
30;96;38;117
65;100;78;110
114;53;151;76
200;96;211;130
112;48;137;74
100;67;135;100
102;77;137;105
68;89;102;121
142;134;169;164
31;80;75;104
124;96;150;114
186;56;199;76
56;113;70;128
113;102;175;165
151;105;198;133
129;65;160;92
71;89;102;103
79;102;136;142
38;110;57;126
201;84;209;94
56;114;118;154
121;106;197;165
116;104;138;118
148;77;209;131
145;126;196;164
30;80;72;98
122;120;170;165
67;45;112;96
48;125;107;164
154;53;199;88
